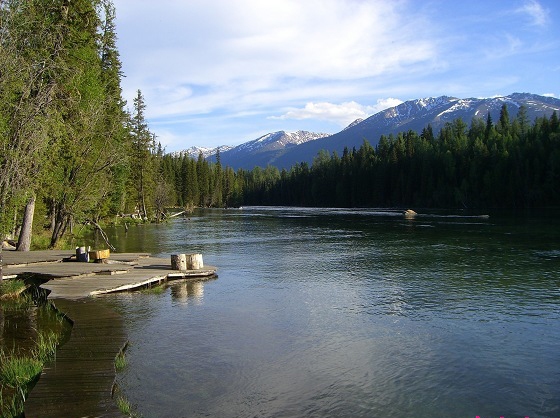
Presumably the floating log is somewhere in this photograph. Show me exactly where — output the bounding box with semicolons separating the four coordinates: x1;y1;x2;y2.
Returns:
168;210;187;218
171;254;187;270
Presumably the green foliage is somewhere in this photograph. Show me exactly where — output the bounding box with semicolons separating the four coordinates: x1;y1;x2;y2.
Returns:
115;351;127;371
0;0;130;246
116;396;133;415
0;389;24;418
239;109;560;209
0;280;26;298
35;330;60;363
0;300;67;416
0;350;42;390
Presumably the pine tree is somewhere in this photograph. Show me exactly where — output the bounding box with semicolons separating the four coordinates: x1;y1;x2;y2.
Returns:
130;89;155;219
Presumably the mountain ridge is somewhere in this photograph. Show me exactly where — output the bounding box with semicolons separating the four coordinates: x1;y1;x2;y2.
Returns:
174;93;560;170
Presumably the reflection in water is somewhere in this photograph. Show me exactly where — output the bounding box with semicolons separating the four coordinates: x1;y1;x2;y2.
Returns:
170;280;205;305
105;208;560;418
0;303;37;355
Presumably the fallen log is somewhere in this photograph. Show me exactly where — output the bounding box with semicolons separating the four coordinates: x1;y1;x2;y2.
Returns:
168;210;187;218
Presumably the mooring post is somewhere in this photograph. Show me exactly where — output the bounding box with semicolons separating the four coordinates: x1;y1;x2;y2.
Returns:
171;254;187;270
186;253;204;269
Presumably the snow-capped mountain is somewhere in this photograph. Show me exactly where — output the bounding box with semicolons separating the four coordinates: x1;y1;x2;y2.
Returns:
176;93;560;170
205;130;329;169
171;145;233;159
235;130;329;153
271;93;560;169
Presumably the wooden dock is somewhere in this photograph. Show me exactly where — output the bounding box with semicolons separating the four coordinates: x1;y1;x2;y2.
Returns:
1;250;217;417
2;251;217;299
24;299;127;417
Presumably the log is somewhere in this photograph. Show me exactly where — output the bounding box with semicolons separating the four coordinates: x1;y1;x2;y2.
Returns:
171;254;187;270
186;253;203;269
168;210;187;218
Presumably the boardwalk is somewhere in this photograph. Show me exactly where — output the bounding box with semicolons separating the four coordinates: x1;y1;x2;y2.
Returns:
1;250;217;417
25;298;127;417
2;251;217;299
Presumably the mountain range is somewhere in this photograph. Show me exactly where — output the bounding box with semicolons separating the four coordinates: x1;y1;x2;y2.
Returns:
178;93;560;170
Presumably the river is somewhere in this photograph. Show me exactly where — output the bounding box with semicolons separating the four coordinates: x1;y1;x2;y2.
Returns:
101;207;559;418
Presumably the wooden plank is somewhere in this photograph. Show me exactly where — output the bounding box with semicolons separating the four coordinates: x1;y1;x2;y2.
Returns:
25;299;127;418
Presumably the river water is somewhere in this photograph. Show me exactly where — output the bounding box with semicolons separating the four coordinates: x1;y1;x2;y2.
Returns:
101;207;559;418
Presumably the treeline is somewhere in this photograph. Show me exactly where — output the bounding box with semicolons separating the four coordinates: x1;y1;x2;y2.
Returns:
240;106;560;208
2;1;559;251
0;0;169;248
159;105;560;210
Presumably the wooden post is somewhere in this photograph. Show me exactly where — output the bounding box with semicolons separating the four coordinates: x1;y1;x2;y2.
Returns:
186;253;203;269
171;254;187;270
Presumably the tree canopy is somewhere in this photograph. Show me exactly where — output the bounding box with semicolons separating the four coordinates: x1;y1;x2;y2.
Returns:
1;0;559;250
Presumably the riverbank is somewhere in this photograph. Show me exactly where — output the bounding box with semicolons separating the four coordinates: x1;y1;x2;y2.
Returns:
0;250;217;416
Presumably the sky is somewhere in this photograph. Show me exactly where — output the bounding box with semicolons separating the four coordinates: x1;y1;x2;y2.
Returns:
112;0;560;152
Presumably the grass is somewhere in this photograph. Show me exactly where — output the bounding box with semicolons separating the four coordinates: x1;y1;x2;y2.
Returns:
113;342;140;417
35;330;60;363
0;390;23;418
140;284;166;294
115;350;127;371
117;396;133;415
0;279;27;298
0;301;66;417
0;350;42;389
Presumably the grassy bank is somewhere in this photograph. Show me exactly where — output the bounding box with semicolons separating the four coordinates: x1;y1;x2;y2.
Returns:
0;287;68;417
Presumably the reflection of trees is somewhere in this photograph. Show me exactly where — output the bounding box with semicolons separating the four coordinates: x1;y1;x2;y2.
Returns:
170;280;205;305
0;304;37;355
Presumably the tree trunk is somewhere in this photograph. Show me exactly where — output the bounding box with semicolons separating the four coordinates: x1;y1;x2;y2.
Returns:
50;205;69;249
17;195;35;251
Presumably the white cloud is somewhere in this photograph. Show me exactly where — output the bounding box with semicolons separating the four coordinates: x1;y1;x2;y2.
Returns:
516;0;550;27
113;0;560;150
115;0;436;115
271;98;403;126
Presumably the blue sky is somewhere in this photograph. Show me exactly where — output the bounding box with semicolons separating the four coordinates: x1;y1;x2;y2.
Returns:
113;0;560;152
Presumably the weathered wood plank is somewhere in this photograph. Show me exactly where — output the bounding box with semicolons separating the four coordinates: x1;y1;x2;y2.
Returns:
25;299;127;418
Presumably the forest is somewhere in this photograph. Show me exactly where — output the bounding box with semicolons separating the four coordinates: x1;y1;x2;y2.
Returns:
238;107;560;209
1;0;559;251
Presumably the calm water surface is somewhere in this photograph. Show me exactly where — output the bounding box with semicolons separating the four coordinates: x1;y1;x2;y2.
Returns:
101;207;559;418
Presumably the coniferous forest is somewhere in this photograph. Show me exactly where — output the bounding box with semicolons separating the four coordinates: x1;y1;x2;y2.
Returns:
1;0;559;250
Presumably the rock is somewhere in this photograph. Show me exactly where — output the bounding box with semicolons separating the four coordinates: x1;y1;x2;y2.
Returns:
403;209;417;218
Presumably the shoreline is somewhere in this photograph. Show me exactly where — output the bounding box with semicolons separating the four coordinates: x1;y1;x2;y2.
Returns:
1;250;217;416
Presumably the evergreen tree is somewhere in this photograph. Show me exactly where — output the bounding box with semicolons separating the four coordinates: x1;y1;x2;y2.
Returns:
130;89;155;219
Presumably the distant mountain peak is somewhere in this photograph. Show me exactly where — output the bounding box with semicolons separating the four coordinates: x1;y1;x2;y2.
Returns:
172;145;233;159
236;130;330;153
171;93;560;171
344;119;364;130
